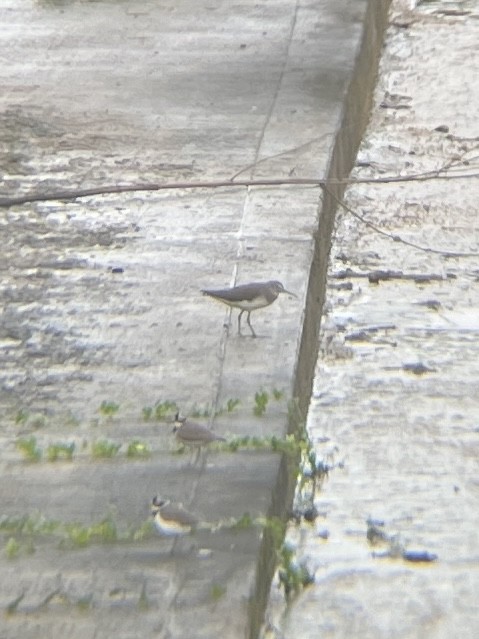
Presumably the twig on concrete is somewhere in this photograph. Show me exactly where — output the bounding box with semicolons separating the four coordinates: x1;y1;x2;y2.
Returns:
0;178;316;208
229;132;332;181
1;169;478;209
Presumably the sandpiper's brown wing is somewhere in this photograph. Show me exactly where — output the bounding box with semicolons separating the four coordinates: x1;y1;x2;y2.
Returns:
160;503;198;527
177;421;226;443
202;282;270;303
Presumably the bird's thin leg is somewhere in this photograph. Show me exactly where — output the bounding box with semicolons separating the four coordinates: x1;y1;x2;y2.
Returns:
169;537;179;557
246;311;257;338
185;449;194;467
193;446;201;465
237;310;244;335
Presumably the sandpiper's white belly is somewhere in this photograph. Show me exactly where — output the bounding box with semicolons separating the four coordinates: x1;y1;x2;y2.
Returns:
229;295;270;311
154;516;191;536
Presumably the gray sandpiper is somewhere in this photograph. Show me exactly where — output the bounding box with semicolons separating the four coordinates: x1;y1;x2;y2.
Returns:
202;279;296;337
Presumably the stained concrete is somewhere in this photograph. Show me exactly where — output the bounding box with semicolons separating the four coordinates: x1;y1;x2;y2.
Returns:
0;0;392;637
262;1;479;637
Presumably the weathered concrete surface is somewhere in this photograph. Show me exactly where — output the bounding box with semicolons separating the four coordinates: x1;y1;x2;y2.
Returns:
0;0;390;637
262;1;479;637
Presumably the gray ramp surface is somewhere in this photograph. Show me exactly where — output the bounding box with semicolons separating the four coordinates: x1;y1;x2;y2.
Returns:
0;0;373;637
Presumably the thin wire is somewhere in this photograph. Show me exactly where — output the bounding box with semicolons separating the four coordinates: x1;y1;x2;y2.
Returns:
322;183;479;258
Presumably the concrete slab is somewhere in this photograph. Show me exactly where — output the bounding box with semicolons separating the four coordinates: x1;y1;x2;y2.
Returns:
0;0;388;637
262;1;479;637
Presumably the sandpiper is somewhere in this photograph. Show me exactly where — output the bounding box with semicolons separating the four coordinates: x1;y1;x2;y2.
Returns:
201;280;296;337
173;413;226;462
151;496;198;536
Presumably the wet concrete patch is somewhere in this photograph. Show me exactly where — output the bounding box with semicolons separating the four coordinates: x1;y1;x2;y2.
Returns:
0;0;385;636
262;1;479;637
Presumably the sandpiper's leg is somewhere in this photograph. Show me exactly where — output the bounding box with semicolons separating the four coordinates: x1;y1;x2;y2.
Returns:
237;309;244;335
193;446;202;465
246;311;257;338
186;448;195;467
169;537;179;557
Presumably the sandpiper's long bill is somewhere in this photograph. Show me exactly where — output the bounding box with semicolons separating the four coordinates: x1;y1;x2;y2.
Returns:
201;279;296;337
